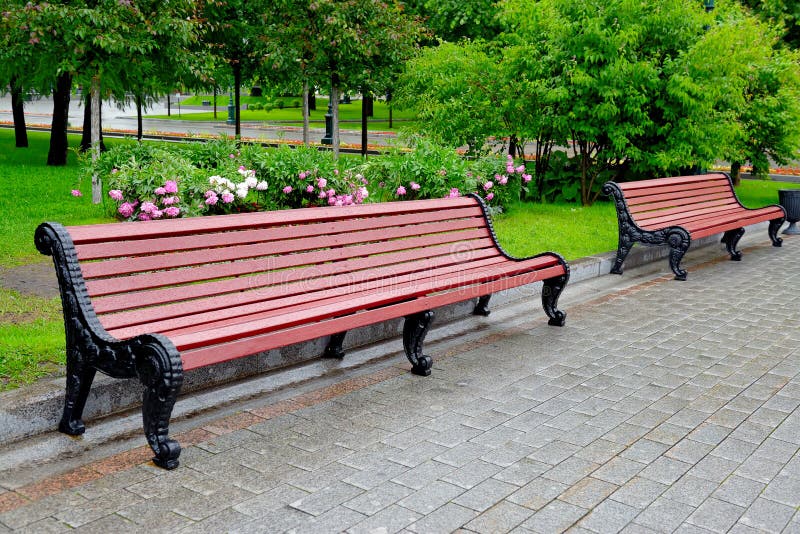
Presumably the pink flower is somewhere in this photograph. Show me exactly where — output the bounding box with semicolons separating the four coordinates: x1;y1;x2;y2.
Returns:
410;182;420;191
506;165;515;174
328;196;337;206
499;176;508;185
118;202;134;217
334;169;339;175
164;206;180;217
397;186;407;196
486;192;495;201
317;178;327;189
438;169;447;176
483;181;493;191
70;189;82;197
299;172;307;179
229;154;235;159
522;173;532;183
154;187;167;195
239;165;246;171
205;194;218;205
516;165;525;173
306;185;314;193
327;188;336;198
204;190;216;198
111;168;118;174
448;188;461;198
283;186;293;194
162;196;177;205
140;201;157;214
138;213;151;221
151;210;163;219
221;192;235;203
108;189;123;201
164;180;178;194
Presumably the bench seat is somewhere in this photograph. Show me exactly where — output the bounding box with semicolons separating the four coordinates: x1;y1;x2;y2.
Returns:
36;194;569;469
603;173;785;280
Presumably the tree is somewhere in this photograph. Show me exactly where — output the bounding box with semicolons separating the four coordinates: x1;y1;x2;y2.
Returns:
402;0;500;42
17;0;196;178
741;0;799;49
0;3;34;148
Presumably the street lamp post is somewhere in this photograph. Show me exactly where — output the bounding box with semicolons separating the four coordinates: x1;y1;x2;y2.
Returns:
226;89;235;125
704;0;715;12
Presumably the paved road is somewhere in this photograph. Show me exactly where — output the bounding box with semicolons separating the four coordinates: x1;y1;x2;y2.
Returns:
0;94;400;148
0;233;799;533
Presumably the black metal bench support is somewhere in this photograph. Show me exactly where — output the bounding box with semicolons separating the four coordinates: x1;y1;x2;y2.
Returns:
324;331;348;359
35;223;184;470
768;219;784;247
473;295;492;316
404;310;434;376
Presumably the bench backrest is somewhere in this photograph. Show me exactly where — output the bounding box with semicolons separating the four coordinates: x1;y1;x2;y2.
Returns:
63;196;499;339
617;173;740;228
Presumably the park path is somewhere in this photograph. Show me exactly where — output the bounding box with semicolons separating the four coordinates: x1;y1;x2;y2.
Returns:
0;235;799;532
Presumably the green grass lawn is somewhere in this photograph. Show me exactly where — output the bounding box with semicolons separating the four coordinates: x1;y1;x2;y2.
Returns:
1;125;798;390
150;96;417;131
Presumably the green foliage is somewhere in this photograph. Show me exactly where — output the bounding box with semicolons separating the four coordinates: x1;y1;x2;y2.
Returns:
402;0;500;42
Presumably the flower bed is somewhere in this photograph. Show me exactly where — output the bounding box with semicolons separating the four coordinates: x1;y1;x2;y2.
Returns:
82;138;533;221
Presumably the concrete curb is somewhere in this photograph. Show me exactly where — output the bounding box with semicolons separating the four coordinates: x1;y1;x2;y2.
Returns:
0;221;776;449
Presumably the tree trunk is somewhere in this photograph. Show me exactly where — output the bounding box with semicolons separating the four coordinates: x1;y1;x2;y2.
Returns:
233;63;242;138
213;86;217;119
167;94;171;116
136;94;143;141
730;161;741;186
80;92;105;152
91;77;102;204
47;72;72;166
302;80;310;146
386;90;393;129
10;76;28;148
363;92;373;118
361;89;369;157
308;92;316;111
331;80;340;159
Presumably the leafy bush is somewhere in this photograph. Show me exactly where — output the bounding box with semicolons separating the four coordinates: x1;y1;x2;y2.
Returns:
86;138;530;222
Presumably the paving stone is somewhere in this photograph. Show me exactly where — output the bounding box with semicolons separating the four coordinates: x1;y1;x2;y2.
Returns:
347;504;421;534
481;441;536;468
79;513;141;534
661;475;717;508
13;517;71;534
388;441;449;469
709;437;758;463
666;438;714;464
507;477;569;511
686;497;745;533
619;439;670;464
230;506;310;533
574;439;627;464
520;499;588;533
391;460;455;491
441;459;504;490
577;498;639;534
559;476;618;509
737;497;795;533
397;480;465;515
632;496;695;532
406;502;477;533
0;492;88;530
463;501;534;533
734;456;784;484
453;478;518;512
638;456;692;485
688;455;739;484
760;473;800;507
711;475;765;508
492;459;551;487
526;441;580;466
288;481;364;516
610;477;668;509
341;480;413;516
293;505;367;534
542;457;599;486
343;458;410;491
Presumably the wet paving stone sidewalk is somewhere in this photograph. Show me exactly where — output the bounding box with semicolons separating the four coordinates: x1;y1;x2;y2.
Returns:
1;238;800;533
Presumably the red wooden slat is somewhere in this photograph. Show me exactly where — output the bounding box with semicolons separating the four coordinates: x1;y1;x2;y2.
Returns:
67;197;480;244
627;192;733;215
166;258;565;351
98;248;522;332
617;174;727;191
624;185;733;207
87;231;493;302
75;207;483;260
635;204;743;228
80;218;485;279
629;198;735;221
104;255;518;338
620;179;730;199
178;265;566;370
680;207;783;235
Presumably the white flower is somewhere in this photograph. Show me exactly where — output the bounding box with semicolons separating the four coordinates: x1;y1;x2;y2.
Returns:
256;181;268;191
245;176;258;188
209;175;223;186
236;184;249;199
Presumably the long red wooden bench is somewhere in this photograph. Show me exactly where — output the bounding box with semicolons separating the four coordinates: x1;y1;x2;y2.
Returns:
35;194;569;469
603;173;785;280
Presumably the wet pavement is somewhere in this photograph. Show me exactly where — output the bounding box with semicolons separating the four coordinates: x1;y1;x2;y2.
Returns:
0;232;799;533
